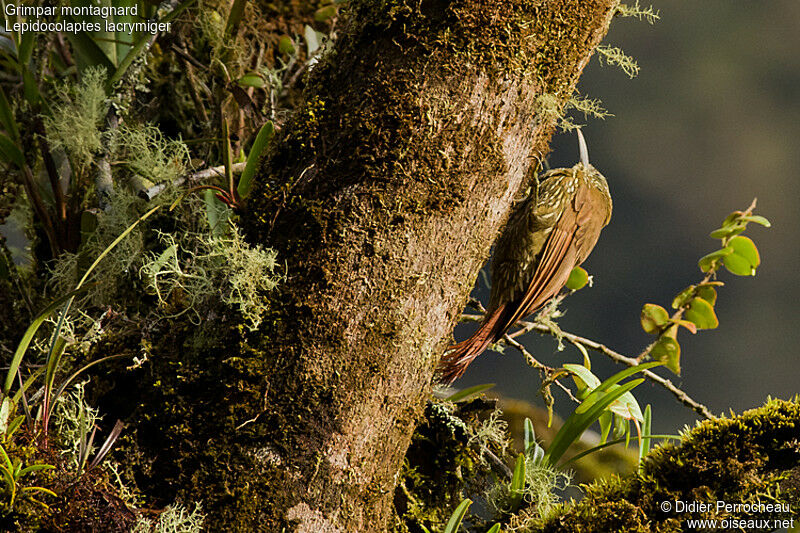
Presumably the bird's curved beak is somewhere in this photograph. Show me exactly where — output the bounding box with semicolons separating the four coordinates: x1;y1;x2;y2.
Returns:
577;128;590;168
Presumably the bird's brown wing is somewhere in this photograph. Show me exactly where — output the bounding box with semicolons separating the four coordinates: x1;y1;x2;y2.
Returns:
498;182;596;332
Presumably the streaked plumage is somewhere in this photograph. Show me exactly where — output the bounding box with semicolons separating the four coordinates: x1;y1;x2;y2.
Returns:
437;132;612;383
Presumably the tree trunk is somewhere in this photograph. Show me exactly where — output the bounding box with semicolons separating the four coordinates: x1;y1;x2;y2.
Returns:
122;1;619;531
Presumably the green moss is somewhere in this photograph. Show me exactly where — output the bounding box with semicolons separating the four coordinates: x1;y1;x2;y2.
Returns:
393;399;501;532
529;398;800;532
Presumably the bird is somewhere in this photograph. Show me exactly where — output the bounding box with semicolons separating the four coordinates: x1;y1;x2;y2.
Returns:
437;130;612;383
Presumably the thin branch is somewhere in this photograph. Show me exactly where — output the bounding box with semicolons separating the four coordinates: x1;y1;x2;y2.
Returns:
461;313;716;420
500;333;579;403
138;162;247;201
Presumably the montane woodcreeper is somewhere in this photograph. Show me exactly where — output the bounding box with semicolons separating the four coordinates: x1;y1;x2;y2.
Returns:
437;130;612;383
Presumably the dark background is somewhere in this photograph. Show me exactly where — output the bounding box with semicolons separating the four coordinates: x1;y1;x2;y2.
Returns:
456;1;800;434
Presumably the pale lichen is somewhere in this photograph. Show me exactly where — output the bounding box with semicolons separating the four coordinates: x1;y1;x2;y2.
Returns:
43;67;109;172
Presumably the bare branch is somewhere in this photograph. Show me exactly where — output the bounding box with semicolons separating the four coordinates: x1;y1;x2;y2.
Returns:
460;313;716;420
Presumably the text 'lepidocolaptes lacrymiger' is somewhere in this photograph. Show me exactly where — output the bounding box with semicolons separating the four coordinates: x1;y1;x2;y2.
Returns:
437;130;612;383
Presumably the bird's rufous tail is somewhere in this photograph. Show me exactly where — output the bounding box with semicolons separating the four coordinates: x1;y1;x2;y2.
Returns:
436;304;510;383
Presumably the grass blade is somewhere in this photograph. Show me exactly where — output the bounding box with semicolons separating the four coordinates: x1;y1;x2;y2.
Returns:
50;355;126;409
509;453;526;509
638;404;653;469
4;286;93;395
560;433;680;468
575;362;662;415
445;383;495;403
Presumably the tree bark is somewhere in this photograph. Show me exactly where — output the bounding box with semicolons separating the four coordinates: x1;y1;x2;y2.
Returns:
121;1;619;531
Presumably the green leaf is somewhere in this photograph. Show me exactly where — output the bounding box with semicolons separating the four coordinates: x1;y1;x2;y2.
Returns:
671;286;695;310
3;286;93;395
443;499;472;533
238;73;265;88
65;31;115;76
22;67;44;110
43;336;69;402
709;222;746;239
111;0;136;62
565;266;589;290
485;525;501;533
722;253;751;276
224;0;247;39
314;5;337;21
237;121;274;199
20;486;57;498
0;443;13;472
560;433;680;469
0;133;25;168
650;336;680;374
640;303;669;334
598;410;613;444
698;246;733;273
607;385;644;422
445;383;494;403
523;417;535;453
542;363;662;467
728;235;760;269
509;454;525;509
613;412;629;442
278;36;296;55
741;215;771;227
107;32;152;90
684;298;718;330
204;189;230;236
638;404;652;469
17;31;35;66
575;362;661;415
5;416;24;441
18;464;54;477
530;443;544;466
695;285;717;306
563;364;600;390
543;378;646;467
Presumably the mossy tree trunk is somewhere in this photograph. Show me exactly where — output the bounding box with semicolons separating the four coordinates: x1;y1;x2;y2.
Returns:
120;1;619;531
